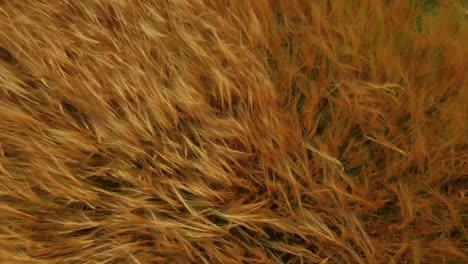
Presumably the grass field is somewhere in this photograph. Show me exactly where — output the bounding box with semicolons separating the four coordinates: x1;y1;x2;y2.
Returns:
0;0;467;263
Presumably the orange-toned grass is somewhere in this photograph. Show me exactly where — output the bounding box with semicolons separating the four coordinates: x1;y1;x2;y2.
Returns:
0;0;467;263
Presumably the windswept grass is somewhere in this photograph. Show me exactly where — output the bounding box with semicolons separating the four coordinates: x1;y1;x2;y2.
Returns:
0;0;467;263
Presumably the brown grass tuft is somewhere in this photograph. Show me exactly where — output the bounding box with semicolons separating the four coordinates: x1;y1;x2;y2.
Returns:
0;0;467;263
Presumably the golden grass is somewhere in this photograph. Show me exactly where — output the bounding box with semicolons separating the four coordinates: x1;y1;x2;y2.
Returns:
0;0;467;263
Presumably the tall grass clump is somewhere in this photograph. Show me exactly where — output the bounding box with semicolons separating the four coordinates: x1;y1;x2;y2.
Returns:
0;0;466;263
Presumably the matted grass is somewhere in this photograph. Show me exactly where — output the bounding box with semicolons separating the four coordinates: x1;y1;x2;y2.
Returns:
0;0;466;263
